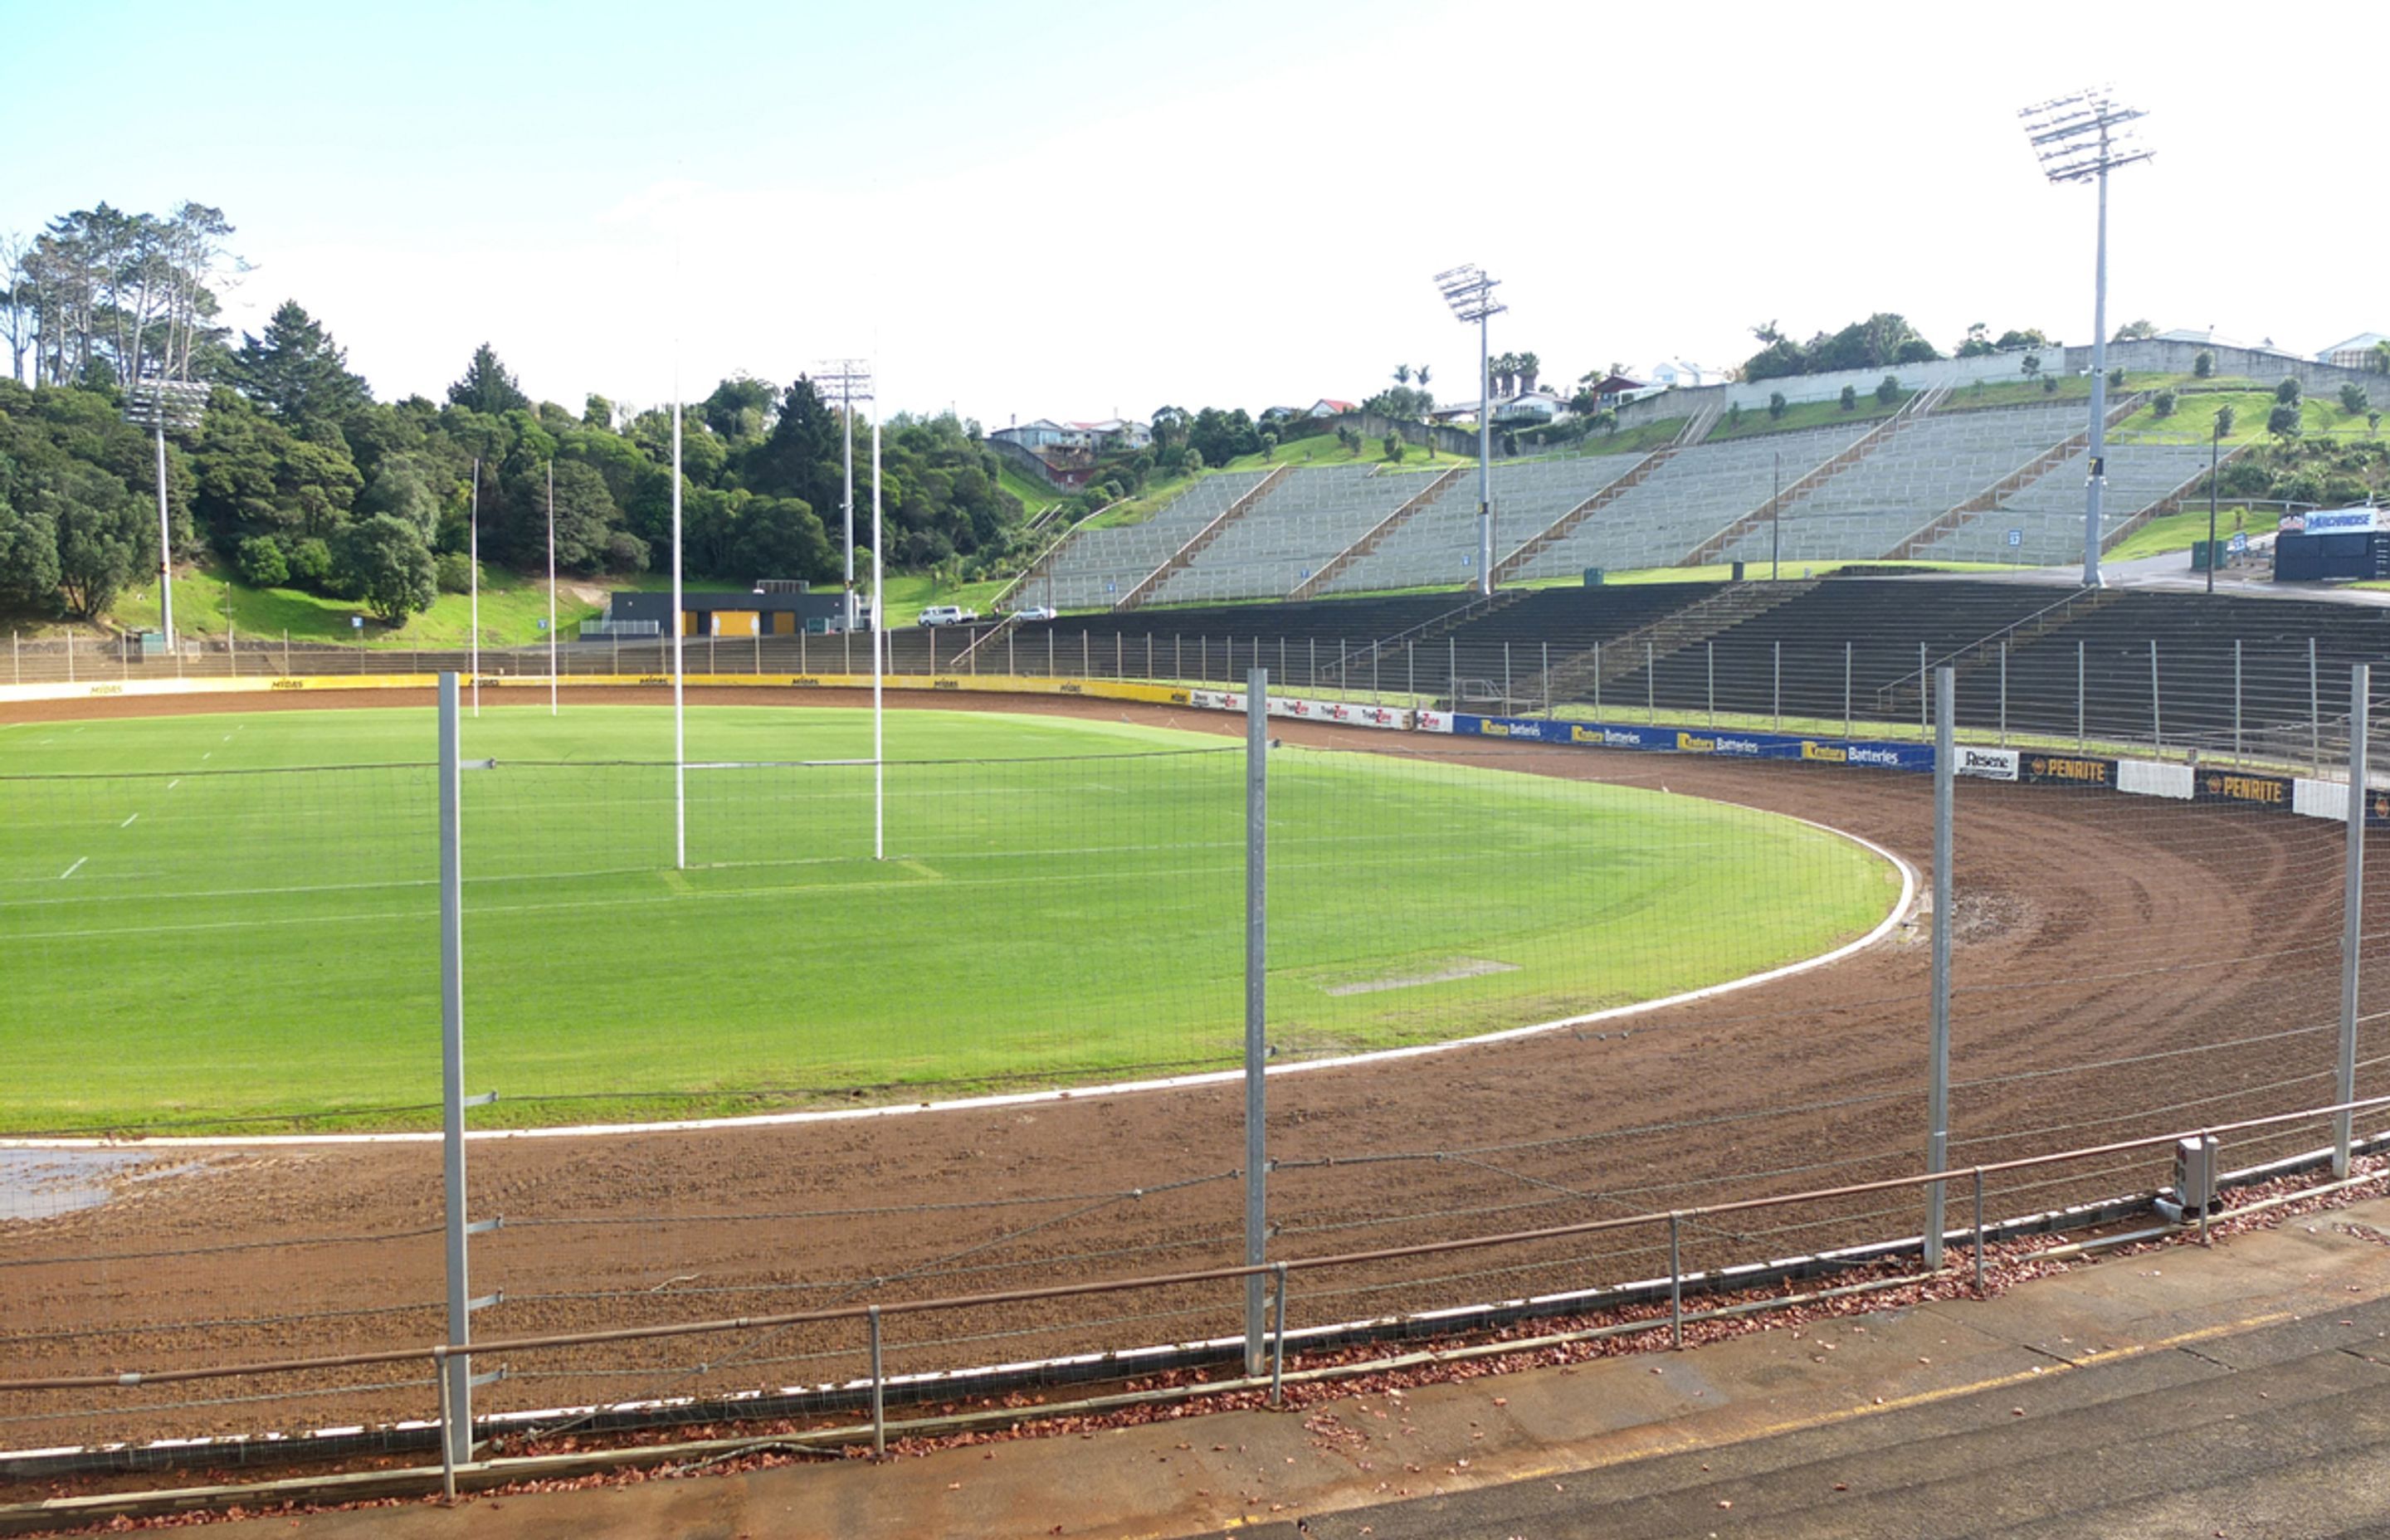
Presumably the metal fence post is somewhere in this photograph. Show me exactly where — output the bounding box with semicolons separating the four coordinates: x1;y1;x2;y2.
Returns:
1310;637;1318;692
1244;668;1271;1376
2339;664;2369;1178
1593;641;1602;719
2150;640;2162;752
1668;1212;1684;1348
1773;640;1783;730
1926;666;1954;1270
2304;636;2323;774
1999;641;2008;746
2077;640;2087;751
1844;641;1852;738
1971;1169;1986;1295
437;675;474;1469
1115;631;1123;680
1707;642;1715;727
1081;631;1090;678
1269;1261;1290;1406
435;1348;456;1503
1541;641;1550;718
1407;641;1415;701
1918;641;1928;731
2233;640;2243;759
1646;640;1656;723
868;1305;886;1457
1048;627;1056;679
1503;642;1512;716
1449;637;1458;709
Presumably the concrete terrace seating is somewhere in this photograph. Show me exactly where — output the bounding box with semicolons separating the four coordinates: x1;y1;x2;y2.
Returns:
1922;443;2217;564
1324;455;1646;595
1714;404;2083;568
1597;578;2076;724
1036;470;1273;610
1510;426;1870;580
1007;593;1478;686
1144;466;1417;605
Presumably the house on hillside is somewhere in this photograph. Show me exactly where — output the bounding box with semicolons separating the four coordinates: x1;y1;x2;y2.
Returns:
2153;327;2295;358
993;417;1151;453
2319;333;2390;371
1646;359;1723;390
1583;373;1652;408
1490;387;1571;425
1308;398;1358;417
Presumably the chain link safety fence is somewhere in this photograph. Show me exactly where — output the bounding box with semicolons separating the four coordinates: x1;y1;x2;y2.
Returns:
5;597;2390;1489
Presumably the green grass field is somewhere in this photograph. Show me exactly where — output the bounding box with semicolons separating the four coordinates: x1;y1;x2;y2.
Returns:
0;704;1895;1133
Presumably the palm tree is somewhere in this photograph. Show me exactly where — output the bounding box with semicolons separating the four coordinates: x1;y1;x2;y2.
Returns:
1416;363;1432;395
1516;351;1542;396
1393;363;1412;386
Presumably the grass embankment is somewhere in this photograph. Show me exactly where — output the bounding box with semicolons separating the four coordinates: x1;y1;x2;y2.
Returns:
2105;506;2280;563
110;560;602;647
1704;393;1911;442
0;705;1891;1132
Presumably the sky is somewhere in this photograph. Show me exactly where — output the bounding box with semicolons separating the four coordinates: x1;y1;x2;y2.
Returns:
12;0;2387;426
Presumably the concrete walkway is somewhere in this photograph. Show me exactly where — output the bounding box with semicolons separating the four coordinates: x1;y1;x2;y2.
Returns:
188;1199;2390;1538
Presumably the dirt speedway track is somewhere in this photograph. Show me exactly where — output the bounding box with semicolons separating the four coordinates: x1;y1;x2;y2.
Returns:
4;685;2383;1460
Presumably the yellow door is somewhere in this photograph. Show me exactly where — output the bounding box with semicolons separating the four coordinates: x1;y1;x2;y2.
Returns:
715;611;759;637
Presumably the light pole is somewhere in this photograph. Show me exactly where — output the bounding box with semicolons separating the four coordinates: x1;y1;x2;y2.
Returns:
1436;265;1505;597
2021;88;2153;589
817;359;875;631
122;379;209;650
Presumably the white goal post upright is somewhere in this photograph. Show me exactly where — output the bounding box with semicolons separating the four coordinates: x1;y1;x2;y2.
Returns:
672;379;687;870
468;458;480;718
871;377;885;863
546;461;558;717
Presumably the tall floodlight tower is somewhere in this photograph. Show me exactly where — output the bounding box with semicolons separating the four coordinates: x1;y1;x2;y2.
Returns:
817;359;876;630
122;379;211;648
2020;88;2153;588
1435;265;1505;597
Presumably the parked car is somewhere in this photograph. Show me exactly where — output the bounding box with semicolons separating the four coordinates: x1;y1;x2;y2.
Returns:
917;605;977;626
1011;605;1059;622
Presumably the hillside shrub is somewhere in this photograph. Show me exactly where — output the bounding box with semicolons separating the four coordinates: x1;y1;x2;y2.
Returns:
2041;374;2059;393
2274;470;2324;504
2193;350;2216;378
2107;367;2125;390
1875;375;1900;407
2153;389;2178;418
1838;385;1857;412
287;537;334;589
2220;461;2272;498
2268;402;2305;438
236;535;288;588
436;552;476;593
1768;392;1787;420
2324;475;2370;508
2342;383;2371;415
2277;377;2305;406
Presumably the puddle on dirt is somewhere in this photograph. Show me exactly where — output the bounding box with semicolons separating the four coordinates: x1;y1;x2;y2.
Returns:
0;1149;199;1221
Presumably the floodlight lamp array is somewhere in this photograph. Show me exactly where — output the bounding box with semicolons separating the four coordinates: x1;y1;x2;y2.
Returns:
1434;263;1505;324
2018;88;2153;184
813;358;876;402
121;378;212;431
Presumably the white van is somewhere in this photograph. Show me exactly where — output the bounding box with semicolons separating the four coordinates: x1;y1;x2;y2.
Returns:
918;605;976;626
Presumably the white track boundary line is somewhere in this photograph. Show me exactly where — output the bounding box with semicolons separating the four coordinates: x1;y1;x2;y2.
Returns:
57;856;86;880
5;819;1915;1151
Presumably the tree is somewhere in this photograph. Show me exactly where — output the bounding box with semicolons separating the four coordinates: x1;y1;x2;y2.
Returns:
1415;363;1432;395
2268;401;2305;439
2373;340;2390;378
2276;377;2305;406
1515;352;1541;395
1392;363;1411;386
2213;403;2236;440
332;513;437;624
2341;383;2372;416
1768;391;1788;420
236;534;287;587
1955;323;1994;358
232;301;368;423
0;499;61;611
1382;431;1405;464
446;343;529;415
730;495;832;582
2020;353;2043;381
1875;374;1900;407
2107;367;2125;391
1994;329;2049;350
38;465;149;617
2113;319;2158;342
1335;423;1360;456
2153;388;2178;418
1838;384;1857;412
2193;350;2216;378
